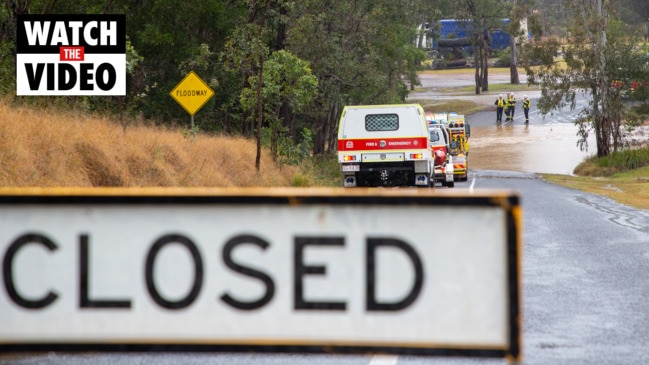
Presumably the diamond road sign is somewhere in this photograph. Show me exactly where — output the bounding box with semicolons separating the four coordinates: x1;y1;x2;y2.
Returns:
170;71;214;116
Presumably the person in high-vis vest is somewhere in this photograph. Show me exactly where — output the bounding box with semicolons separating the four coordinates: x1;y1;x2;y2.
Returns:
506;93;516;122
494;94;505;123
522;95;531;124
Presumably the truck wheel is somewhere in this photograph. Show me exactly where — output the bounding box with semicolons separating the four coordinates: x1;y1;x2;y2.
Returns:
447;182;455;188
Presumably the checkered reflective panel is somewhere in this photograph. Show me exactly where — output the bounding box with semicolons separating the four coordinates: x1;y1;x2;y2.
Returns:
365;114;399;131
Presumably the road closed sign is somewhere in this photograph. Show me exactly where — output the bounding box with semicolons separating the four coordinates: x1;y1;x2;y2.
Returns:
0;187;521;361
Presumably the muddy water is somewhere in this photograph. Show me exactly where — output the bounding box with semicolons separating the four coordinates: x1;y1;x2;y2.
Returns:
469;123;595;175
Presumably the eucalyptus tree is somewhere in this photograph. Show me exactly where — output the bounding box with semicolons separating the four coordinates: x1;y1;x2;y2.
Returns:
222;0;321;169
526;0;649;157
288;0;425;154
239;50;317;163
221;0;274;171
457;0;509;93
506;0;538;84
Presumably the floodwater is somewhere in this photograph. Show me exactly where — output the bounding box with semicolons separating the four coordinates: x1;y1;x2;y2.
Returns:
469;123;595;175
410;70;599;175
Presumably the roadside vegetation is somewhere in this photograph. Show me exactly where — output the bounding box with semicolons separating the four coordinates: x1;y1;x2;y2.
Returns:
2;86;648;212
449;81;538;95
542;148;649;210
0;98;339;188
1;1;648;211
412;99;487;116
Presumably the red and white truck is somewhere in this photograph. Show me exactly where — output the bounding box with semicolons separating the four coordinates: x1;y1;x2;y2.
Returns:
337;104;434;187
426;112;455;188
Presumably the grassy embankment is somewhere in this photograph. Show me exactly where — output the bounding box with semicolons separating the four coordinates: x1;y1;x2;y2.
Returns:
0;98;338;188
542;158;649;210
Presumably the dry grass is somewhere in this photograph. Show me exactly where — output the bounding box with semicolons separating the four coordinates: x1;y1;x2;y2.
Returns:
0;98;299;187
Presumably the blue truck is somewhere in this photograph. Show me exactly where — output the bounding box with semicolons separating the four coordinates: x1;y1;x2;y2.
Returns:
418;19;525;58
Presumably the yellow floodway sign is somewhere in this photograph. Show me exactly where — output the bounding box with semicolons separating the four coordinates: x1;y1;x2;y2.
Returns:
170;71;214;116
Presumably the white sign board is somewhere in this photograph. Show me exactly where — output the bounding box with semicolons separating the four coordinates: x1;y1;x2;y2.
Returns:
0;188;521;360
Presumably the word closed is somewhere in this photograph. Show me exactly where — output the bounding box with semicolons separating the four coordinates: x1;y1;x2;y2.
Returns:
0;190;520;360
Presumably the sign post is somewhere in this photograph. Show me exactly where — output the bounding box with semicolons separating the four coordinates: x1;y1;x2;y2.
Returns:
0;187;521;362
169;71;215;131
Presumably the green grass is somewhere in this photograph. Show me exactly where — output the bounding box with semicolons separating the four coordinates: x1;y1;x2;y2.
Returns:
301;153;341;186
437;83;540;94
483;83;540;93
571;148;649;176
542;170;649;210
418;66;527;76
409;100;490;115
543;147;649;210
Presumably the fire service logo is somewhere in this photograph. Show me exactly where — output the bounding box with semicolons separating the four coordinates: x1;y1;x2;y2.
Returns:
16;14;126;96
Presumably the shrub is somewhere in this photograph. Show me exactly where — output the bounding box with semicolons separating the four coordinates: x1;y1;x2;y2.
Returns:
496;47;511;67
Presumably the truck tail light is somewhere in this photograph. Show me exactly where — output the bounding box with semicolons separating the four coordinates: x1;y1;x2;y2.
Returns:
410;153;423;159
343;155;356;161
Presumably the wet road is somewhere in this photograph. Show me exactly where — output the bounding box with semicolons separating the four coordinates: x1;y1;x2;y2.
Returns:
4;172;649;365
3;72;648;364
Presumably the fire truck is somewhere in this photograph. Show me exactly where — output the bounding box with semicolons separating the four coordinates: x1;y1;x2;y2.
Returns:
425;112;470;182
425;112;454;187
337;104;434;187
447;114;470;181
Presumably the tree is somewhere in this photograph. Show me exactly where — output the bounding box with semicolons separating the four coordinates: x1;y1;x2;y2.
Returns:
526;0;649;157
0;0;471;162
508;0;538;84
222;18;270;171
457;0;509;93
288;0;423;154
610;0;649;26
508;0;520;84
239;50;317;163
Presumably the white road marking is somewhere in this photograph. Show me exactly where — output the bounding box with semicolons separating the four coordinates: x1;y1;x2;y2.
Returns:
470;175;476;192
369;355;398;365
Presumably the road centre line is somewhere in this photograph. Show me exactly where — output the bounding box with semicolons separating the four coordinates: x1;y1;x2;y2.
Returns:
369;355;398;365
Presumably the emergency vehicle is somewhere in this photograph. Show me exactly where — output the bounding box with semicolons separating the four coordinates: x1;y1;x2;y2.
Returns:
447;114;470;181
425;112;454;187
337;104;434;187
